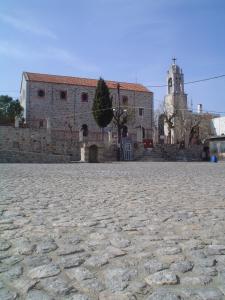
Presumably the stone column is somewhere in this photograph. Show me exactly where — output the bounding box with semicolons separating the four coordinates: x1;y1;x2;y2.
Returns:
15;116;20;128
108;130;112;144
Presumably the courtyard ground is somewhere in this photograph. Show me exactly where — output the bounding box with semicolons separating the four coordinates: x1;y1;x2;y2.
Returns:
0;162;225;300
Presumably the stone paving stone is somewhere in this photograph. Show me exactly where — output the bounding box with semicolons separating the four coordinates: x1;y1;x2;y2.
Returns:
28;264;61;279
66;267;94;281
57;245;85;256
180;275;213;286
25;289;54;300
79;278;105;292
11;277;38;294
206;245;225;255
102;268;137;292
24;256;52;268
195;287;224;300
84;255;109;268
0;289;17;300
58;254;85;269
103;246;127;259
193;266;218;276
39;276;76;295
145;271;179;286
1;163;225;299
4;265;23;280
99;290;137;300
65;294;91;300
156;247;182;256
144;259;169;274
110;236;131;248
170;260;194;273
2;255;24;266
36;240;58;254
14;239;36;255
195;257;217;267
0;239;11;251
146;289;181;300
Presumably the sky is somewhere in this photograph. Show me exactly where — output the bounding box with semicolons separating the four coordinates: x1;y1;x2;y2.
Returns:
0;0;225;114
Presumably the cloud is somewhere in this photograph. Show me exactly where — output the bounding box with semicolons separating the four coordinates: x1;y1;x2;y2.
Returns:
0;13;57;40
0;41;99;73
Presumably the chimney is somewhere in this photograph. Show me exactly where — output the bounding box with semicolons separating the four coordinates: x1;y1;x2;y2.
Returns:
197;104;203;114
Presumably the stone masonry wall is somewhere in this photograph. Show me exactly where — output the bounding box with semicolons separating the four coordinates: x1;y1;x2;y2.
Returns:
0;126;80;162
20;77;153;140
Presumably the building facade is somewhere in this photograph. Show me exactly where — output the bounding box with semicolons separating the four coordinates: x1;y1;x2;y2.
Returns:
20;72;153;143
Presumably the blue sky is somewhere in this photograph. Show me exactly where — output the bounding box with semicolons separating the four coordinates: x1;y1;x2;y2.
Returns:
0;0;225;113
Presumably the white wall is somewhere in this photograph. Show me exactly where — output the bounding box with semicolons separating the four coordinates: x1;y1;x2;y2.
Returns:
212;117;225;136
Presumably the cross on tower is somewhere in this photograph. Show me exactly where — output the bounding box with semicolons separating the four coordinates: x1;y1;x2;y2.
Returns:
172;57;177;65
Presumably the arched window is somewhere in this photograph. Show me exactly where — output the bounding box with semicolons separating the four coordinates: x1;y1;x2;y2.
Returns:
122;96;128;105
142;127;145;139
81;124;88;136
38;89;45;97
60;91;67;100
81;92;88;102
168;78;172;93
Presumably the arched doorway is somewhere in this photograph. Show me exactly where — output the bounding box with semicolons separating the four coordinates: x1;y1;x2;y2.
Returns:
122;125;128;137
89;145;98;163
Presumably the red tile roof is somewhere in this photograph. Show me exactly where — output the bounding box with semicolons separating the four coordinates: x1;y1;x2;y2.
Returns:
24;72;151;93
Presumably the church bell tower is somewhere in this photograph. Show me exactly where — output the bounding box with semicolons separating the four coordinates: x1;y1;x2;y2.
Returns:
164;58;188;144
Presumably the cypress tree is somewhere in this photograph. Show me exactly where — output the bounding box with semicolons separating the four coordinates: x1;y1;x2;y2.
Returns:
92;78;113;128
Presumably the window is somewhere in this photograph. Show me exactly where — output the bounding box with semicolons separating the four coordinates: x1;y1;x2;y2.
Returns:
139;108;144;116
81;92;88;102
60;91;67;100
38;89;45;97
142;127;145;139
122;96;128;105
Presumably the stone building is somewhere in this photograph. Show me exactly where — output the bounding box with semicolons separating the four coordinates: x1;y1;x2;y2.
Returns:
164;59;188;144
20;72;153;144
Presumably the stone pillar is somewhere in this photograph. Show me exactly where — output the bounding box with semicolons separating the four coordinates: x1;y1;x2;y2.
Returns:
15;116;20;128
108;130;112;144
79;130;83;142
46;118;51;130
80;143;88;162
46;118;52;146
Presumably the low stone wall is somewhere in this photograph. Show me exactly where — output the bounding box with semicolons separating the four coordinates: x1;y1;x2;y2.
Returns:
0;126;80;162
161;144;203;161
0;150;71;163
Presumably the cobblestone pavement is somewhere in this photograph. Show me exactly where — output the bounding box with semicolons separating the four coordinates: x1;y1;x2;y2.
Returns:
1;162;225;300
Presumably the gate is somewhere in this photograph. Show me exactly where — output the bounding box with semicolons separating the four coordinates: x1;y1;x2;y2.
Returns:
121;138;132;161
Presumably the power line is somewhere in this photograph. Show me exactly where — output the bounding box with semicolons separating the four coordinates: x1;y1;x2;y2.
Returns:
146;74;225;88
0;73;225;93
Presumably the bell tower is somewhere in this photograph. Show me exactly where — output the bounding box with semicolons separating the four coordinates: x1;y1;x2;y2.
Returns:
167;58;185;95
164;58;188;144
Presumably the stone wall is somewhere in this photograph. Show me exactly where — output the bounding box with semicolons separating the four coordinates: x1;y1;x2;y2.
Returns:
0;150;70;163
0;126;80;163
161;144;203;161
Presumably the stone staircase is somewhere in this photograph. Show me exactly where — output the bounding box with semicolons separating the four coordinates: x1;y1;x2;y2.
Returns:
135;145;165;162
